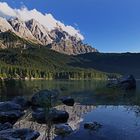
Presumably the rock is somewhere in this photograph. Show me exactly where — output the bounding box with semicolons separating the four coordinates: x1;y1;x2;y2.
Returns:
84;122;102;130
107;75;136;90
0;16;98;55
106;80;118;88
8;18;39;43
0;101;25;124
26;19;52;45
0;128;40;140
49;109;69;124
0;101;22;111
32;108;46;124
60;97;75;106
12;96;31;110
31;90;59;107
119;75;136;90
0;17;14;33
0;123;13;131
32;108;69;124
54;124;73;136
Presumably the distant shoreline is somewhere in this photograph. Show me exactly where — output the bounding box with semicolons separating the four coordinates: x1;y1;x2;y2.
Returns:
0;77;107;81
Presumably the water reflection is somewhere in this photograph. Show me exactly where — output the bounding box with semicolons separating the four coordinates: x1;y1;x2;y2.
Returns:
1;80;140;140
14;105;140;140
55;105;140;140
14;104;96;140
0;80;140;105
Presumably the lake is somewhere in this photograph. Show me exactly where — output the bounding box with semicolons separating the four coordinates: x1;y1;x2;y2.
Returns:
0;79;140;140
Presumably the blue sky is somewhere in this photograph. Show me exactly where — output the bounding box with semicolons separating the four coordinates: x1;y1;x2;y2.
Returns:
1;0;140;52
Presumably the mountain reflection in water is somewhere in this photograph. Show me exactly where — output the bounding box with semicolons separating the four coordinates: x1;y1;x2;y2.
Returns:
1;80;140;140
13;104;140;140
14;104;96;140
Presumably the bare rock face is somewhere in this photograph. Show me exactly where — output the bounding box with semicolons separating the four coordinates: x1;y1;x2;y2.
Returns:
0;41;6;49
8;18;39;43
0;17;14;32
26;19;52;45
49;28;98;55
0;17;98;55
50;39;97;55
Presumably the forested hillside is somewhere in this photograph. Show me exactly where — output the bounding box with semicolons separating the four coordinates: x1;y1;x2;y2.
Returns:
0;47;108;80
72;52;140;78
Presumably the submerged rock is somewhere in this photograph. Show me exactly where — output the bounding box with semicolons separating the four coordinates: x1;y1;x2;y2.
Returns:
107;75;136;90
0;128;40;140
31;90;59;107
0;101;25;124
84;122;102;130
32;108;69;124
0;123;13;131
12;96;31;110
54;124;73;136
60;97;75;106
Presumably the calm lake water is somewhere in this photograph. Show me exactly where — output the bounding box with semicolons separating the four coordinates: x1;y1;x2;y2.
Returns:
1;80;140;140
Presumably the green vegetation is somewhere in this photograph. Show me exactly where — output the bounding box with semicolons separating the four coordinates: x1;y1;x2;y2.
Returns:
0;47;108;80
74;52;140;78
0;31;121;80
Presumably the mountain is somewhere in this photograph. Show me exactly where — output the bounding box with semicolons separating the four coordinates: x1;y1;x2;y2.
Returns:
0;30;39;49
25;19;52;45
0;17;97;55
49;28;98;55
0;29;110;80
0;47;108;80
72;52;140;78
49;40;97;55
8;18;39;43
0;17;14;32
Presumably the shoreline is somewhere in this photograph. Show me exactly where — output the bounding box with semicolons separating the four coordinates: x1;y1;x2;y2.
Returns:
0;77;107;81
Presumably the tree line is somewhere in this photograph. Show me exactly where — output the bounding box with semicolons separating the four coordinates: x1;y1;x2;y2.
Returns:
0;65;107;80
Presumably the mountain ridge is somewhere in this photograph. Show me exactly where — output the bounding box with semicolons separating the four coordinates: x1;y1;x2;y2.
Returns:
0;17;97;55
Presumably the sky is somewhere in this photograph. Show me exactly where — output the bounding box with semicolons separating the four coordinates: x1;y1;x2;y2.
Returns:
0;0;140;53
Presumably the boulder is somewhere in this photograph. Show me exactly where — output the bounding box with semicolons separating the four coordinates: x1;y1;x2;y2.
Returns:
60;97;74;106
0;101;22;111
84;122;102;130
32;108;46;124
31;90;59;107
107;75;136;90
12;96;31;110
32;108;69;124
49;108;69;124
54;124;73;136
0;101;25;124
119;75;136;90
0;128;40;140
0;123;13;131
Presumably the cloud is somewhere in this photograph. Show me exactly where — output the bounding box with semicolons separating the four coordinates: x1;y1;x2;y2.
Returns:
0;2;84;40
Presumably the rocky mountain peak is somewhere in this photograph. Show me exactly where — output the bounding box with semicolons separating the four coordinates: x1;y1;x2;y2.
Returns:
0;17;98;55
8;18;38;43
0;17;14;32
26;19;52;45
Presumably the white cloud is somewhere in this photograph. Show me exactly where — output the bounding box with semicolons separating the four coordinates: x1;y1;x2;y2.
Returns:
0;2;84;40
